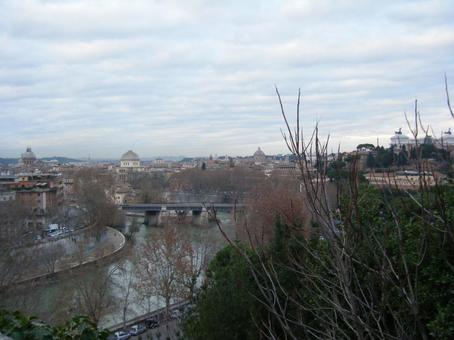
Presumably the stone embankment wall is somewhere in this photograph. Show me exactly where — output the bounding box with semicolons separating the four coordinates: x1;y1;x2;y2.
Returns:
9;226;126;286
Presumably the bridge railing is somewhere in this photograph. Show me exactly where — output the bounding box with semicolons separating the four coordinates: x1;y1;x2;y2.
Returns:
107;300;190;332
120;202;246;211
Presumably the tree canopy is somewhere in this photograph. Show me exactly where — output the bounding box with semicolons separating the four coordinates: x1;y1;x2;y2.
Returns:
184;184;454;339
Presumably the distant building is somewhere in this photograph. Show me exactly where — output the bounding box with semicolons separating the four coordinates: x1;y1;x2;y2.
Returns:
116;150;143;184
15;187;58;211
120;150;141;168
20;147;37;167
390;128;412;150
12;173;62;212
253;147;266;163
439;129;454;150
390;127;454;151
367;170;441;188
114;186;132;205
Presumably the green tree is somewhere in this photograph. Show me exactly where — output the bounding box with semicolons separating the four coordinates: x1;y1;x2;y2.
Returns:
0;310;109;339
185;184;454;339
366;152;376;168
183;245;260;340
357;143;375;150
375;146;394;168
326;160;348;181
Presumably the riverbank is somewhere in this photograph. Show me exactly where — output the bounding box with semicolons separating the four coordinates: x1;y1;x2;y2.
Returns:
6;226;126;286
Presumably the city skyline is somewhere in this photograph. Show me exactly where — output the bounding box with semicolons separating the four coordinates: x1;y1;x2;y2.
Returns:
1;0;454;158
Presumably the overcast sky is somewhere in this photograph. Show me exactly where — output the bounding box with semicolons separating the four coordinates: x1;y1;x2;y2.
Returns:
1;0;453;159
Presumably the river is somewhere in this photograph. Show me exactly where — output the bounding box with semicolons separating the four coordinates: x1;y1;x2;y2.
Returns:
1;211;236;328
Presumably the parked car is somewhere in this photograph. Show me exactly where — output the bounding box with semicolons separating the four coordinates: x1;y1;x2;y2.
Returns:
48;230;63;237
110;331;130;340
145;317;159;329
170;309;181;320
129;324;146;336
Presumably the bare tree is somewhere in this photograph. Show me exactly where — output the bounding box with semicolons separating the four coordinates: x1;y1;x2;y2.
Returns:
73;168;122;235
71;231;91;266
178;234;212;301
240;183;310;247
38;241;65;274
71;264;118;325
211;88;454;340
0;201;35;289
115;260;137;329
137;225;189;318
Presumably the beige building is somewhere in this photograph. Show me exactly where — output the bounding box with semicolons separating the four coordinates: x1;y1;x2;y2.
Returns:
117;150;141;183
114;186;132;205
366;170;440;189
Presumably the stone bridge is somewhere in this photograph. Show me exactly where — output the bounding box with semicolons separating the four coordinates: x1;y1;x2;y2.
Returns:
120;203;245;225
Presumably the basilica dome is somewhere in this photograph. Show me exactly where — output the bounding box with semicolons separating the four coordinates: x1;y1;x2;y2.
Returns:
253;147;265;158
21;147;36;161
253;147;266;162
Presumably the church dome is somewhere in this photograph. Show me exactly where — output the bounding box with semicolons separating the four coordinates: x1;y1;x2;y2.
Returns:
253;147;266;157
121;150;140;161
21;147;36;160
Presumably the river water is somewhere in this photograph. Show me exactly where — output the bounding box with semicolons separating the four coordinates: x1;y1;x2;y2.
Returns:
2;211;236;328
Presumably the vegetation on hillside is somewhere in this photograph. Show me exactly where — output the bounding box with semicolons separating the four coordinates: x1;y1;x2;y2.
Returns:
183;89;454;339
0;310;108;339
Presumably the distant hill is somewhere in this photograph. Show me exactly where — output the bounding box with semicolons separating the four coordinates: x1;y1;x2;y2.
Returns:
0;156;81;166
0;158;18;165
40;156;81;163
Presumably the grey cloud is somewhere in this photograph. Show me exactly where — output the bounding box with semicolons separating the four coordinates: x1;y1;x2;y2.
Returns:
0;0;453;158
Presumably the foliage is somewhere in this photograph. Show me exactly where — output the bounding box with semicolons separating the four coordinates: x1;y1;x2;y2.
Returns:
182;245;261;340
356;143;376;150
0;310;109;339
374;146;394;168
184;184;454;339
73;168;122;230
327;159;348;181
168;167;266;197
130;173;167;203
137;225;209;318
70;265;118;326
366;152;376;168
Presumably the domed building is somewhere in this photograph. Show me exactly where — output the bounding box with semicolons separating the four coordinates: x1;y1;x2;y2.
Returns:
120;150;140;168
253;147;266;163
390;128;411;149
440;129;454;148
20;147;37;167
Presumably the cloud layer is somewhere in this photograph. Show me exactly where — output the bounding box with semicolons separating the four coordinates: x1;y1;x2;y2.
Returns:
1;0;453;158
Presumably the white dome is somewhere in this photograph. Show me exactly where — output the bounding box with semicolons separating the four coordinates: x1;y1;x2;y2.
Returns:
121;150;140;161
